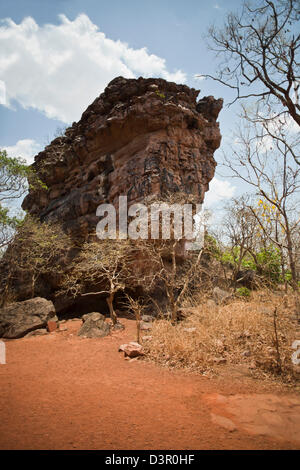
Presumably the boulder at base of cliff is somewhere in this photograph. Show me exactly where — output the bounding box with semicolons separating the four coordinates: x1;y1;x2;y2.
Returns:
0;297;58;339
78;312;110;338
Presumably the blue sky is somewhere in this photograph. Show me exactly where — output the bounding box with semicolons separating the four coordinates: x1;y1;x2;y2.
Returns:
0;0;244;210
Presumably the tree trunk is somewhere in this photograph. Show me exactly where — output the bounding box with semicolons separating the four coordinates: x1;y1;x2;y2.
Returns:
283;212;298;291
31;274;36;299
171;301;178;324
136;315;141;343
285;229;300;322
106;292;117;325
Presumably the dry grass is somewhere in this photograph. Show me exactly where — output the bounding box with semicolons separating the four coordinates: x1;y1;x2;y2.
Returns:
143;290;300;384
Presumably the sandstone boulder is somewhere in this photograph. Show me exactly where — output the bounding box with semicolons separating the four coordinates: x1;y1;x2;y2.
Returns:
22;77;222;240
0;297;57;339
12;76;223;312
119;341;144;358
78;312;110;338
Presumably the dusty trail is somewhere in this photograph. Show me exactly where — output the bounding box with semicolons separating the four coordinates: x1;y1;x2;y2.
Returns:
0;319;299;450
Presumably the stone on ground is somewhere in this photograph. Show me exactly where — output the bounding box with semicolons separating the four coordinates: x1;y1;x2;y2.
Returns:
0;297;57;339
119;342;144;358
78;312;110;338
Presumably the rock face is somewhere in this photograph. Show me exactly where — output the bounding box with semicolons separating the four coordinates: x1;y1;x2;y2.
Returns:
22;76;222;239
0;297;57;339
11;77;222;314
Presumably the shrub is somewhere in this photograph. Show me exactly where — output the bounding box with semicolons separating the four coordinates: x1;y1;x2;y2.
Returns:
144;292;299;383
155;90;166;99
236;287;251;298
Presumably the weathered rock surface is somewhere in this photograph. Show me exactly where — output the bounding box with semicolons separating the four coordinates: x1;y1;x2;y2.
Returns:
5;77;223;314
25;328;49;337
119;341;144;358
22;76;222;240
78;312;110;338
0;297;57;339
140;321;152;331
206;393;300;444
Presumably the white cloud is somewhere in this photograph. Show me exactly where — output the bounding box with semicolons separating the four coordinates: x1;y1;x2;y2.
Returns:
0;79;6;105
204;177;236;208
0;14;186;123
2;139;42;164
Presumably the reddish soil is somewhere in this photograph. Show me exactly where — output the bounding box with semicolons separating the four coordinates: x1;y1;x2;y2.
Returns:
0;318;299;450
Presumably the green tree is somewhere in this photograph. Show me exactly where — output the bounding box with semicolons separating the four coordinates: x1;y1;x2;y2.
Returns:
0;215;72;305
0;149;46;250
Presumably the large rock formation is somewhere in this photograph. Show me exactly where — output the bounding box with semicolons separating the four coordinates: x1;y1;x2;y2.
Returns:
10;77;223;315
22;76;222;239
0;297;57;339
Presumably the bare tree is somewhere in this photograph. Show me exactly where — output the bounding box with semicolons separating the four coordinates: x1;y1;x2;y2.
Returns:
201;0;300;127
62;239;133;325
131;192;205;323
221;196;261;286
125;295;148;343
141;238;203;323
223;122;300;290
0;216;71;305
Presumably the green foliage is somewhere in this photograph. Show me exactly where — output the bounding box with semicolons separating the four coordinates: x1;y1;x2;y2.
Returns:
0;206;22;228
240;247;281;284
0;149;47;194
0;215;72;301
236;287;251;298
0;149;47;249
204;233;221;259
220;244;282;286
0;149;30;197
0;206;24;252
241;256;256;270
221;247;238;267
155;90;166;99
256;246;281;284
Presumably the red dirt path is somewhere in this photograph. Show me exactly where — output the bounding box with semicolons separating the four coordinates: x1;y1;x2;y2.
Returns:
0;318;299;450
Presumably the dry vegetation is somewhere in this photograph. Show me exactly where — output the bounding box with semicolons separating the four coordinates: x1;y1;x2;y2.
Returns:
143;290;300;385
